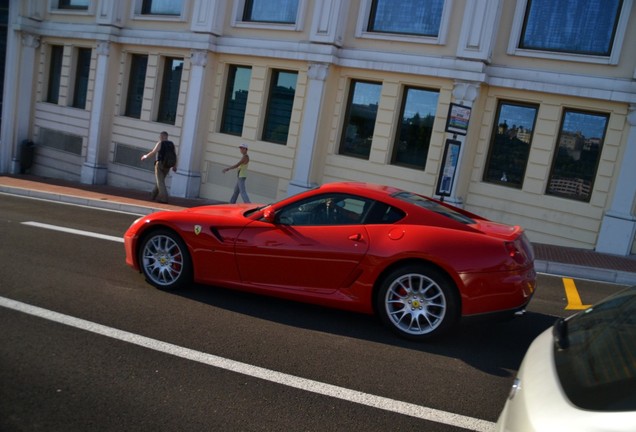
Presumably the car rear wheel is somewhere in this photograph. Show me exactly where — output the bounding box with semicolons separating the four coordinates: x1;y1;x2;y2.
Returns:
139;229;192;290
377;264;459;341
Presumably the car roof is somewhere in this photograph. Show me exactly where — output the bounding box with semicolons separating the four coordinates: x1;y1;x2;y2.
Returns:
316;182;404;199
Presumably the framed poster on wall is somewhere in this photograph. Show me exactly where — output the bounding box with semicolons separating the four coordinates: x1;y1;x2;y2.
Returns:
436;139;461;198
445;103;471;135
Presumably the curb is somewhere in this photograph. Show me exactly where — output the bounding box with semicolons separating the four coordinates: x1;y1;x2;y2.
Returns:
1;184;168;215
534;260;636;285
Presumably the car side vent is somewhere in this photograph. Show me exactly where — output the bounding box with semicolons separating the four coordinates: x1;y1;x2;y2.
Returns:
210;227;223;242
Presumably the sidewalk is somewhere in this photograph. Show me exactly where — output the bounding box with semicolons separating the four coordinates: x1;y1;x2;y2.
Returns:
2;174;635;285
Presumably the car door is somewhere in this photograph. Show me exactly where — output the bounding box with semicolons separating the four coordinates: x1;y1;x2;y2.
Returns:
234;194;371;293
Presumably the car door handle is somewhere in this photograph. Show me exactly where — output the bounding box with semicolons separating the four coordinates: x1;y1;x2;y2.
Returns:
348;233;363;242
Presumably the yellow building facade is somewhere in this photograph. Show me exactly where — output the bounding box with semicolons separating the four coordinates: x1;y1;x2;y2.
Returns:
1;0;635;256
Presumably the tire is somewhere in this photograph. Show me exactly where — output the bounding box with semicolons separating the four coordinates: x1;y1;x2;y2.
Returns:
376;264;459;341
138;229;192;290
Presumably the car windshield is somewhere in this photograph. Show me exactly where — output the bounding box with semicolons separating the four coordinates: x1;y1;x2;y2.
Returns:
392;192;475;224
553;287;636;411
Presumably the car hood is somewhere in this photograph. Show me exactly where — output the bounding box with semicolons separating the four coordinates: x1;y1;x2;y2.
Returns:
183;203;259;217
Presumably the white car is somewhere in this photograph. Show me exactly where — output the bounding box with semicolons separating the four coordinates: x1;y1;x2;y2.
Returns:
496;286;636;431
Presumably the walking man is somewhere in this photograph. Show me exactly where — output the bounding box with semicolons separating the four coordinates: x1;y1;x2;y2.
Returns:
141;131;177;203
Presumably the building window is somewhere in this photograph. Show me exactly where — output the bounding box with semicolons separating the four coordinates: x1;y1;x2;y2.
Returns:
262;70;297;144
483;101;538;188
339;80;381;159
520;0;622;56
141;0;182;15
156;57;183;125
57;0;89;10
125;54;148;119
243;0;299;23
547;109;608;202
47;45;64;104
221;65;252;136
367;0;444;37
72;48;91;109
391;87;439;170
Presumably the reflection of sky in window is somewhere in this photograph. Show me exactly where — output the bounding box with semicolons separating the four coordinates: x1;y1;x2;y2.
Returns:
148;0;182;14
403;89;439;118
522;0;620;55
276;71;298;89
500;104;536;130
231;67;252;98
372;0;443;36
69;0;89;6
170;59;183;71
353;82;381;105
250;0;298;22
563;111;607;138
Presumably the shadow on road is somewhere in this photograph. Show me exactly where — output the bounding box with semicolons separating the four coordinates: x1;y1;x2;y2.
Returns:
170;282;557;377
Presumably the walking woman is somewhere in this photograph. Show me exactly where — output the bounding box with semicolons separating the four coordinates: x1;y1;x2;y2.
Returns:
223;143;251;203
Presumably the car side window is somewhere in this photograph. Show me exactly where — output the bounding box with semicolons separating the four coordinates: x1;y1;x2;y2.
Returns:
362;202;405;224
276;194;370;226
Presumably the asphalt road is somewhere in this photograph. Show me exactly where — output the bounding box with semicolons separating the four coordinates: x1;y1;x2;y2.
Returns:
0;194;628;432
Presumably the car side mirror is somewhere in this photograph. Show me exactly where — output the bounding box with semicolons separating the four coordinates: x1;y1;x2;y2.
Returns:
263;208;276;223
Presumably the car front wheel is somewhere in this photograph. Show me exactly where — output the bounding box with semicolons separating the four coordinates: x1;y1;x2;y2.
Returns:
377;264;459;341
139;229;192;290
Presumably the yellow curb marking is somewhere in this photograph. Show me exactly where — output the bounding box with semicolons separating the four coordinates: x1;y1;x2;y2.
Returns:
563;277;592;310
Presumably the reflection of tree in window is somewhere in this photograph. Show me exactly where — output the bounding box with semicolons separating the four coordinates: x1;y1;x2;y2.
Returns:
339;80;381;159
484;102;537;188
221;66;252;135
263;70;297;144
392;87;439;169
547;110;608;202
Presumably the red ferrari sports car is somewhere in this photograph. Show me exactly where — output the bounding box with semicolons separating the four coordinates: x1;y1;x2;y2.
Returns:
124;182;536;341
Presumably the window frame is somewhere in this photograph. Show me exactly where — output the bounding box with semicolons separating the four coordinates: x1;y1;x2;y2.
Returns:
546;108;609;202
56;0;89;11
338;79;382;160
482;100;539;189
220;65;252;136
124;54;148;119
231;0;306;31
71;47;92;109
156;57;184;125
507;0;633;64
262;69;298;145
46;45;64;104
132;0;185;20
390;85;440;170
355;0;453;45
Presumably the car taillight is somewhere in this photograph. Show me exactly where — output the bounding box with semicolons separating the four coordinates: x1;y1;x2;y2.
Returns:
505;241;527;265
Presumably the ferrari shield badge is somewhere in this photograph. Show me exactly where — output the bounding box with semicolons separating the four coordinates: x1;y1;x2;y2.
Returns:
194;225;202;235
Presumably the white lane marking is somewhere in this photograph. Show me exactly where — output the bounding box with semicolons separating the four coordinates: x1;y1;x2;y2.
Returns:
0;296;494;432
21;221;124;243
